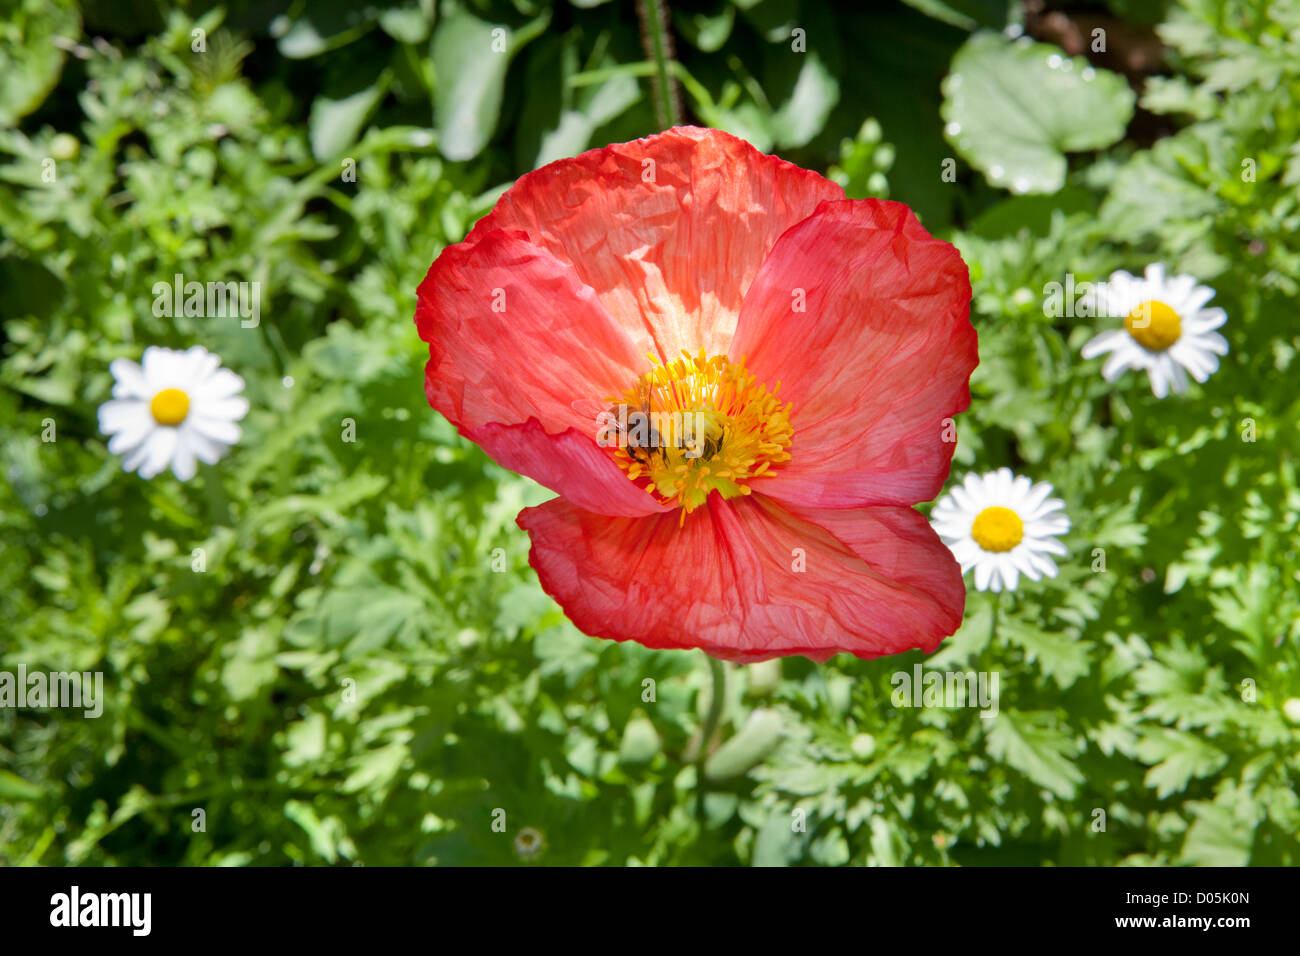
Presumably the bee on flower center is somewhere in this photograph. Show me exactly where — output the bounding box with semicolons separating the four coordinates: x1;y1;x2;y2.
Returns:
604;402;661;464
591;351;792;517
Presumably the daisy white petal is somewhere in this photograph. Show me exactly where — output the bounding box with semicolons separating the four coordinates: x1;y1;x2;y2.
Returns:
1199;331;1229;354
107;423;152;456
1021;486;1058;520
142;346;177;385
1167;357;1189;394
1028;551;1061;578
1024;535;1070;556
100;345;247;481
98;398;149;434
1180;286;1215;314
109;358;151;400
139;429;179;479
194;368;247;402
171;432;198;481
182;428;230;465
182;345;222;382
1080;264;1230;397
930;470;1071;593
1081;328;1126;359
1170;342;1217;381
1101;349;1132;382
189;417;242;445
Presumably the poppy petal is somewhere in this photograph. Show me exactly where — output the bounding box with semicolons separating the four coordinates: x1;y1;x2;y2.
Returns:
470;419;670;517
517;494;964;663
417;227;646;433
731;199;976;509
417;227;665;515
468;126;844;360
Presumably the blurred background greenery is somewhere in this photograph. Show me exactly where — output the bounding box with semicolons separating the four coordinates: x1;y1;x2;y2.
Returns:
1;0;1298;865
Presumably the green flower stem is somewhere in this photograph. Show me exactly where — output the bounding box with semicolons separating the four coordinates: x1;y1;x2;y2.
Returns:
639;0;682;128
696;654;726;818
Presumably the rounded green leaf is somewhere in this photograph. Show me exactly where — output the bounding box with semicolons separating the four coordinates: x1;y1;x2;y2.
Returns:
941;31;1135;194
379;0;435;45
309;74;390;160
619;715;660;767
769;49;839;149
432;6;550;162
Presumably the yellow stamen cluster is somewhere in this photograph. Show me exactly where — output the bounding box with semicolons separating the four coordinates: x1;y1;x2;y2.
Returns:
608;350;793;518
1125;300;1181;352
150;388;190;426
971;506;1024;553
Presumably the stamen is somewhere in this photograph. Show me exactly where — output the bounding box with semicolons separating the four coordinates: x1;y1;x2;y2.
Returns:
602;350;793;515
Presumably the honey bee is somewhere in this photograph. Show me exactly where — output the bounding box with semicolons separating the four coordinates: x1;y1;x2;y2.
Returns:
608;401;661;464
578;389;723;463
699;429;723;461
579;388;662;463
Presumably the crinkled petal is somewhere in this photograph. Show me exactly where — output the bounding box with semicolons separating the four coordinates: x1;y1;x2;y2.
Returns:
729;199;977;509
471;419;670;517
517;495;964;663
416;227;665;516
467;125;844;360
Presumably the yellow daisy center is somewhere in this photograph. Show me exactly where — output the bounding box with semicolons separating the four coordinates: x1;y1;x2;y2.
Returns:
607;350;792;517
1124;300;1181;351
149;388;190;426
971;506;1024;552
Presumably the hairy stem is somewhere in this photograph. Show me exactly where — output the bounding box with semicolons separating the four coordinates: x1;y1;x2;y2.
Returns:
638;0;682;128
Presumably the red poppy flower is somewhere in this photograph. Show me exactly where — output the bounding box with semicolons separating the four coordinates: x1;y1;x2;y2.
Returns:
415;126;977;663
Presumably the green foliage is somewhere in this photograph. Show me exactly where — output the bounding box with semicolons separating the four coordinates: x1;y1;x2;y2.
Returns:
1;0;1298;867
0;0;81;126
942;31;1135;194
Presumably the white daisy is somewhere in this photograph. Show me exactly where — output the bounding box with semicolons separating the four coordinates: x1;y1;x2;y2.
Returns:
98;345;248;481
930;468;1070;593
1079;263;1229;398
